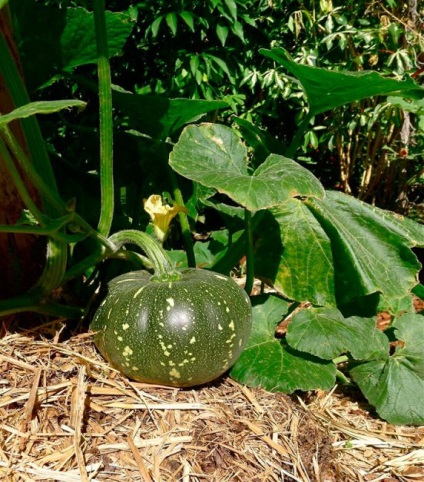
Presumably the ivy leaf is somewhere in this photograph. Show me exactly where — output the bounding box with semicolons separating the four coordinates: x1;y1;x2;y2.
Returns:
287;306;389;360
223;0;238;22
179;11;195;32
216;22;229;46
254;200;336;306
170;123;325;211
350;313;424;425
150;16;163;38
205;54;232;79
261;47;424;116
306;191;424;307
231;21;245;43
165;12;178;36
230;295;337;393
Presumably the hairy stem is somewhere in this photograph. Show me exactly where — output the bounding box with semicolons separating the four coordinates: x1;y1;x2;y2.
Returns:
109;230;180;281
243;209;255;295
168;168;196;267
93;0;114;237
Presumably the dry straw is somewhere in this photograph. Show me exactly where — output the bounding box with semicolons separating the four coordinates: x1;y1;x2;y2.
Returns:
0;322;423;481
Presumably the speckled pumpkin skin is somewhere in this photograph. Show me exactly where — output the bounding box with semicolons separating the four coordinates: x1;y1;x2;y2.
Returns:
90;268;252;387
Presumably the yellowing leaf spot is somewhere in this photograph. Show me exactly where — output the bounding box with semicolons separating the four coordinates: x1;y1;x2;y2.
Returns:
211;136;224;146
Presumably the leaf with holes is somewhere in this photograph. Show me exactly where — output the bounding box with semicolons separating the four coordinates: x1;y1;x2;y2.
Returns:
170;123;325;211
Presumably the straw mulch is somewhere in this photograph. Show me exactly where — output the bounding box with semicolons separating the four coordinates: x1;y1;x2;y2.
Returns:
1;320;423;482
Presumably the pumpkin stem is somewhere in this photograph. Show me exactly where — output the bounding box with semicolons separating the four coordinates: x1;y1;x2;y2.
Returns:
108;230;181;281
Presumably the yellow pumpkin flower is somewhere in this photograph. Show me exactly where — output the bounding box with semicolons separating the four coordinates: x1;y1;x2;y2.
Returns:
144;194;187;243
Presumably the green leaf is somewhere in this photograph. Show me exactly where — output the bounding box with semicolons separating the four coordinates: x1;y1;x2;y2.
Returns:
169;123;325;211
179;11;195;31
194;230;243;269
231;295;337;392
11;1;134;90
0;100;86;127
205;54;232;78
306;191;424;307
216;22;229;46
190;55;200;78
165;12;178;36
233;117;285;167
113;94;228;140
350;313;424;425
261;48;424;116
254;201;336;306
387;96;424;115
62;8;133;69
150;16;163;38
287;307;389;360
231;21;245;43
224;0;238;21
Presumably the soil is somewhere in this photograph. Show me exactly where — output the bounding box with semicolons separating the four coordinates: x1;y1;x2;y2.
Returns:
0;318;423;482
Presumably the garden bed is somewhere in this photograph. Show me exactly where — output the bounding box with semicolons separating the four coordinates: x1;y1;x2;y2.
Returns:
1;321;423;482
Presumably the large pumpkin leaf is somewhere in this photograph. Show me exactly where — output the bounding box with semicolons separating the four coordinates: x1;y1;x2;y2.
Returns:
261;48;424;116
113;93;229;140
287;307;389;360
306;191;424;307
254;200;336;306
350;313;424;425
230;295;336;393
169;123;325;211
232;117;286;167
11;0;134;90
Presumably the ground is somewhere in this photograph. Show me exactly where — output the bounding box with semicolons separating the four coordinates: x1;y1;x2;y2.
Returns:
1;319;423;482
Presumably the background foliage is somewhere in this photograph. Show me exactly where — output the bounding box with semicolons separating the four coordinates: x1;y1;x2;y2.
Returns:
14;0;424;223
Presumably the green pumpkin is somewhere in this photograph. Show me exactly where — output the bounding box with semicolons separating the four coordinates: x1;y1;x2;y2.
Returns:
91;268;252;387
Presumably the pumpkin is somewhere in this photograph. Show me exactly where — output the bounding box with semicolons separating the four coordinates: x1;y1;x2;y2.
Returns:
91;266;252;387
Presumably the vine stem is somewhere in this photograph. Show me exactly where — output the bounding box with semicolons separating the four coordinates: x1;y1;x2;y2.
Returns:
243;209;255;295
168;168;196;267
109;230;180;282
93;0;114;237
0;295;84;318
